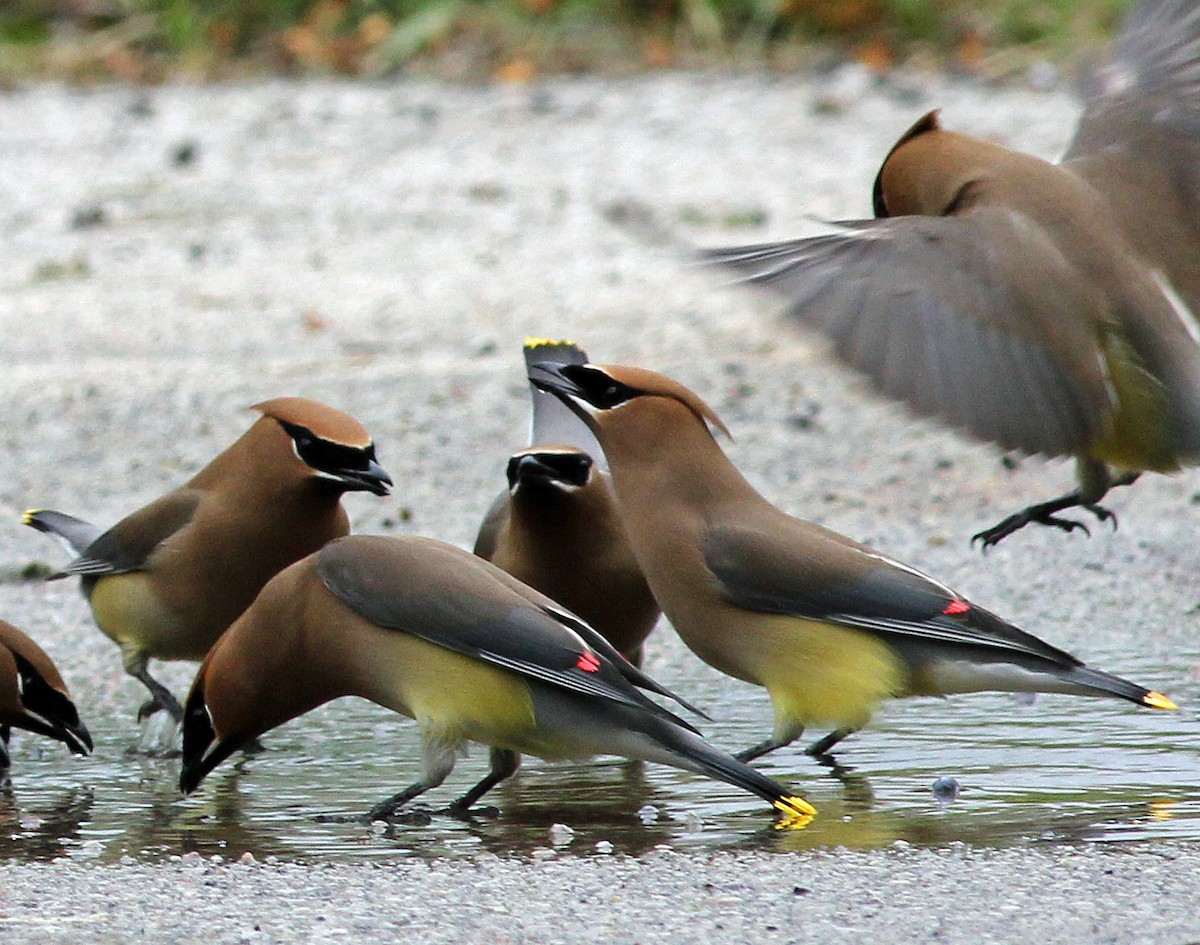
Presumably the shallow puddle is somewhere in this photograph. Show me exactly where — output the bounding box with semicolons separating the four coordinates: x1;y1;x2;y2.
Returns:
2;644;1197;862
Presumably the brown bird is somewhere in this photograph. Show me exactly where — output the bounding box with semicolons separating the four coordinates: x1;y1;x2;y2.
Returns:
474;339;660;664
702;0;1200;548
1;619;92;773
178;534;815;828
529;360;1177;760
24;397;392;724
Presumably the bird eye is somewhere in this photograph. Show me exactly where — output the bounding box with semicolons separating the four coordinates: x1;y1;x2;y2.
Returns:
562;365;639;410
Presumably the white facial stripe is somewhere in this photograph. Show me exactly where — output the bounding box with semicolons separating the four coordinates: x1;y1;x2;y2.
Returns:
199;704;223;764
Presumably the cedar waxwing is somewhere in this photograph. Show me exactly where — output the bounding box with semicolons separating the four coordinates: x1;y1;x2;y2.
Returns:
24;397;391;724
178;534;815;828
474;339;660;664
529;361;1177;759
0;619;92;772
701;0;1200;548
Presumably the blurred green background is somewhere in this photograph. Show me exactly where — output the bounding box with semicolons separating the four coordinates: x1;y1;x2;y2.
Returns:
0;0;1132;81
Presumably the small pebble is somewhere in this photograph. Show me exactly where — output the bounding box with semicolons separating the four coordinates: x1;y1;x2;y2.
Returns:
933;777;962;806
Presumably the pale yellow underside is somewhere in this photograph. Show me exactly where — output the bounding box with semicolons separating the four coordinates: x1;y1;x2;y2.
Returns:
356;631;586;759
89;573;197;661
744;615;907;737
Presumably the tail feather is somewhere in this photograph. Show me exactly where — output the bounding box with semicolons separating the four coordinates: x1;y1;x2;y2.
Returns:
659;722;815;829
522;338;607;466
23;509;101;560
1067;665;1177;710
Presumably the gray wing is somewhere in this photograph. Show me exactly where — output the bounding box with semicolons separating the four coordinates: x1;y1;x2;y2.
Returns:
704;520;1080;667
317;536;699;730
1065;0;1200;308
1071;0;1200;149
702;209;1114;457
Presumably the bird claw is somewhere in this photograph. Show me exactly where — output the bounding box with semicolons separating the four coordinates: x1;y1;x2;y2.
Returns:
1086;504;1119;530
971;502;1122;550
136;698;163;723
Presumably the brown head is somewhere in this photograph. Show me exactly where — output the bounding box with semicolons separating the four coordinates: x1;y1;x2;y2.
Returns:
872;110;1044;219
526;361;761;515
527;361;730;444
506;446;596;498
235;396;393;496
0;619;92;757
178;554;347;794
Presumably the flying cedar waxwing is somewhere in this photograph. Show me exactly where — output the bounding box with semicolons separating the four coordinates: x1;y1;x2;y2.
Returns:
24;397;392;724
0;619;93;772
701;0;1200;548
178;534;815;828
474;339;660;664
529;360;1177;759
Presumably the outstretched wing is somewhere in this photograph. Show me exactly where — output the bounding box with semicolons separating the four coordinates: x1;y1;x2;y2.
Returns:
702;208;1114;458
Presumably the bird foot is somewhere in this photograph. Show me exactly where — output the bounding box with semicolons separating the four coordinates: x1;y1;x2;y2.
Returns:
136;694;184;725
444;802;500;821
314;809;432;827
136;698;162;723
971;502;1118;550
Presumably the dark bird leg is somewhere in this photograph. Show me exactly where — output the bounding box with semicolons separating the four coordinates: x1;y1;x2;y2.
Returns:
363;783;437;824
124;651;183;723
447;748;520;817
735;731;801;763
972;465;1140;550
0;725;10;770
805;727;858;758
361;745;458;823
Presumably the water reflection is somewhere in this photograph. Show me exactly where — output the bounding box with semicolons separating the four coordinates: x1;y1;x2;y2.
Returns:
0;786;93;861
0;644;1196;863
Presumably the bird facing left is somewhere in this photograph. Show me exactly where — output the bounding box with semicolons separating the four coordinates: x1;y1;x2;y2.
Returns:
0;618;93;775
24;396;392;726
178;534;815;829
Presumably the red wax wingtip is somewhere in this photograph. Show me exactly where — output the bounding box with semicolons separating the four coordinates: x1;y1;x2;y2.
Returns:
576;652;601;673
942;599;969;615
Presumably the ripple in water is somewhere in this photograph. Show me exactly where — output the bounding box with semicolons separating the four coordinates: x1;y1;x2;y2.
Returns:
2;643;1197;862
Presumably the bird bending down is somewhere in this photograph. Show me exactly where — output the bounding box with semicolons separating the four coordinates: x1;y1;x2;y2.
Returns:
1;619;92;774
475;338;660;664
529;359;1176;760
702;0;1200;548
178;535;815;829
25;397;392;724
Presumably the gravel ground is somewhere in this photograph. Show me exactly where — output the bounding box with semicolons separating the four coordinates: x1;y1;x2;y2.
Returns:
1;70;1199;942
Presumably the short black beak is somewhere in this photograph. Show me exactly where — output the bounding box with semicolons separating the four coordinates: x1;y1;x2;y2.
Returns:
527;361;578;399
57;717;93;756
179;681;243;795
507;451;592;490
336;459;393;496
527;362;596;432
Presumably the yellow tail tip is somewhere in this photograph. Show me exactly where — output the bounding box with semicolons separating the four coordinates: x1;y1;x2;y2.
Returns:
773;796;816;830
1143;691;1177;711
21;509;43;525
